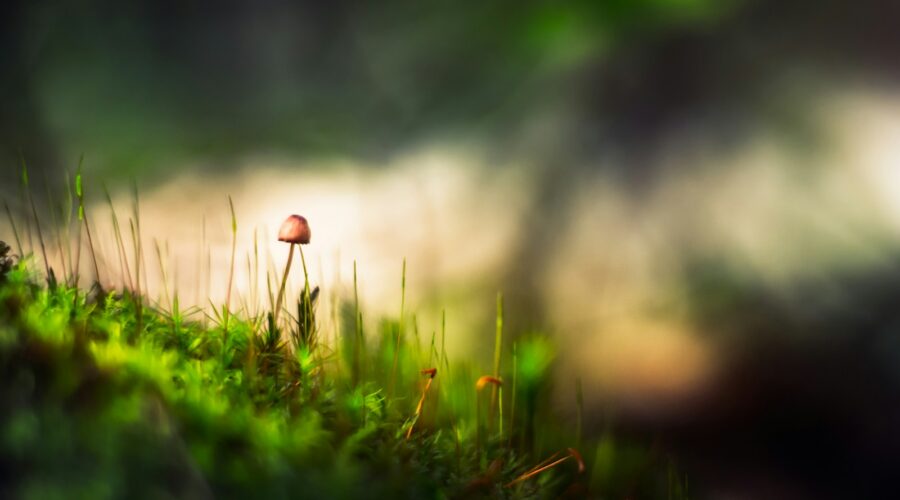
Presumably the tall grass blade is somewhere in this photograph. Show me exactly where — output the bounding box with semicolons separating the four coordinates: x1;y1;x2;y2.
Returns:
490;292;504;433
253;227;259;315
297;244;313;345
104;184;133;291
3;201;23;257
21;158;51;282
129;218;143;337
76;160;101;287
130;181;144;338
441;309;448;373
224;196;237;332
406;368;437;439
43;171;69;284
390;257;406;397
154;238;172;310
62;169;75;285
353;259;363;383
509;341;518;449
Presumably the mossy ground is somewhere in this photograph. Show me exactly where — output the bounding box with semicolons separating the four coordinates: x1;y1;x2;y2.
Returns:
0;236;687;499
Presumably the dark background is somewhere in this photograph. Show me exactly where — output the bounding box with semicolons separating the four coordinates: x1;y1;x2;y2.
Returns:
3;0;898;182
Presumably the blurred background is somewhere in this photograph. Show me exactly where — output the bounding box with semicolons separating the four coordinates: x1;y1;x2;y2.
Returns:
2;0;900;497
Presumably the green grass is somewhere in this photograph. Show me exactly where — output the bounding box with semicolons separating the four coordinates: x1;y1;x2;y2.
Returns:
0;177;690;499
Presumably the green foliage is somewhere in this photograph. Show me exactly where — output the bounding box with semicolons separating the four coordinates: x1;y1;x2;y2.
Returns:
517;335;555;389
0;241;13;280
0;241;687;498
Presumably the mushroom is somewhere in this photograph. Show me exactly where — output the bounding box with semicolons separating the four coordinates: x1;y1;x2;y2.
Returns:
273;214;311;324
475;375;503;453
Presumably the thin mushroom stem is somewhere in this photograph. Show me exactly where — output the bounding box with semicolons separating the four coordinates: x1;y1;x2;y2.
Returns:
273;242;295;324
298;244;311;302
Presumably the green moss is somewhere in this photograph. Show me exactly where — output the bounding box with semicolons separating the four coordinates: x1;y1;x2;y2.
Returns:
0;255;684;498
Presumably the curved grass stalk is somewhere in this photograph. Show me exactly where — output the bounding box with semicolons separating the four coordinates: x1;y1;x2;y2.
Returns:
405;367;438;439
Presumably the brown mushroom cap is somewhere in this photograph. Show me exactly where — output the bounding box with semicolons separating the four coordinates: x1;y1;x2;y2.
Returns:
277;215;311;244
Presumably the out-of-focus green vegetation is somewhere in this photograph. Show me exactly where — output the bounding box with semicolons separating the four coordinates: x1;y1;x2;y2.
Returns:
0;233;689;498
2;0;735;184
